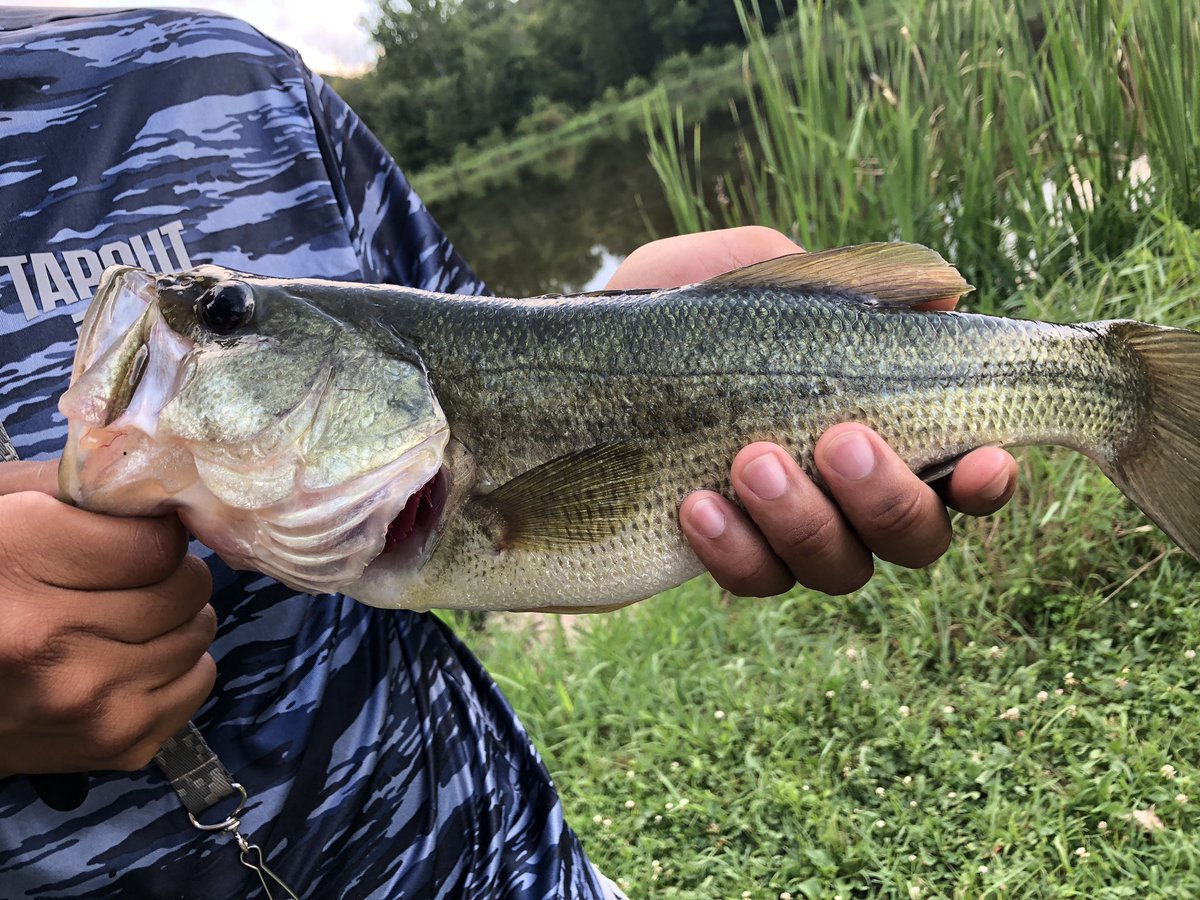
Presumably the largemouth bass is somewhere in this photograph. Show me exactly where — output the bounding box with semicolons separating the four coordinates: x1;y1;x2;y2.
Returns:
58;243;1200;611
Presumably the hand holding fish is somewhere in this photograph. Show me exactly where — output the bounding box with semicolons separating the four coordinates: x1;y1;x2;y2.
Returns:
611;227;1017;597
0;462;215;776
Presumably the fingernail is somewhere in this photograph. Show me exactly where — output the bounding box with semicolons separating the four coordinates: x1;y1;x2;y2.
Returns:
689;497;726;539
980;465;1013;503
742;452;788;500
825;431;877;481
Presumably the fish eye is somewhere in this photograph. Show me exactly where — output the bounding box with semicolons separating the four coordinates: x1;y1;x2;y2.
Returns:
198;282;255;334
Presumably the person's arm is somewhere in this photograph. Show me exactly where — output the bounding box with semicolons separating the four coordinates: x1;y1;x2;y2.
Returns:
0;461;216;777
606;227;1017;596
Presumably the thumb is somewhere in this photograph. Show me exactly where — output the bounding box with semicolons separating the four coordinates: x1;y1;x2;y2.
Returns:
0;459;61;497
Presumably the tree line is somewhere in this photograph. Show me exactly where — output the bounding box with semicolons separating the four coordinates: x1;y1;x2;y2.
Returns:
330;0;787;173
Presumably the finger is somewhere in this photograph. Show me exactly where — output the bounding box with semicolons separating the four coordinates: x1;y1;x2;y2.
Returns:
679;491;795;597
814;425;951;569
940;447;1017;516
0;460;59;497
37;600;217;732
729;443;874;595
132;601;218;689
2;492;188;590
98;652;217;771
606;226;803;290
83;555;214;644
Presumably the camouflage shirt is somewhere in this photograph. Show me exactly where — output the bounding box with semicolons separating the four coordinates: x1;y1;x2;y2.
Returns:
0;8;617;898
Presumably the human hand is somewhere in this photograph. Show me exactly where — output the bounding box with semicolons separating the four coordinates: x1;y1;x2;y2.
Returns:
0;460;216;777
607;226;1018;597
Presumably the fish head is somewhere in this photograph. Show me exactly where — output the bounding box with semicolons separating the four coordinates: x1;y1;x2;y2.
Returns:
59;264;450;595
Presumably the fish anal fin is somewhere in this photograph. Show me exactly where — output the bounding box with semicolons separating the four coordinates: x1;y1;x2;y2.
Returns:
707;242;973;307
481;442;656;551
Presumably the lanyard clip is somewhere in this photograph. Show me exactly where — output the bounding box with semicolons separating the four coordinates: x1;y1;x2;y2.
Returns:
188;783;301;899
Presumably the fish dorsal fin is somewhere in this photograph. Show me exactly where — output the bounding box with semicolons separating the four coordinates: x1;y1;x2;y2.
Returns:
707;241;972;307
480;441;656;550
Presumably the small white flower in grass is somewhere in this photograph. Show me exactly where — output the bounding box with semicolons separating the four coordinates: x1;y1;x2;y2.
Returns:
1187;649;1197;660
910;801;917;808
625;769;635;780
742;892;752;899
592;814;603;824
802;784;811;791
845;646;859;661
670;761;680;771
1129;601;1139;608
947;791;957;800
861;679;872;691
602;818;612;828
1177;793;1189;805
988;645;1003;658
875;819;886;829
825;689;836;699
942;705;956;715
678;798;689;809
1098;821;1108;830
665;802;674;810
714;709;726;720
1074;846;1089;859
1000;707;1019;721
1067;705;1077;717
903;775;913;786
625;800;636;809
908;887;921;899
1064;671;1077;685
1035;690;1048;702
654;815;662;823
978;865;988;875
1115;677;1128;689
907;854;917;863
876;787;886;797
1055;688;1064;696
1163;764;1178;780
780;893;792;900
899;705;911;717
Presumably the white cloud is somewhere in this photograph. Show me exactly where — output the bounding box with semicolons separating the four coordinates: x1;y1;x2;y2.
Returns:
16;1;380;75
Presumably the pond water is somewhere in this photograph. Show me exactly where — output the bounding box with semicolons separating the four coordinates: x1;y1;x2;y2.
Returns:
425;113;744;297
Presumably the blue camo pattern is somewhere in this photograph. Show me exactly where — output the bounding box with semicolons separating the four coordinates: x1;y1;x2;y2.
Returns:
0;8;613;898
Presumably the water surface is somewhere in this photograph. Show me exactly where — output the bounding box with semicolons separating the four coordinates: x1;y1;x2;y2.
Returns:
426;115;743;297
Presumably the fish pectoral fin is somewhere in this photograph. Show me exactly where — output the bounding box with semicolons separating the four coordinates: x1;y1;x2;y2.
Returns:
480;441;656;551
706;242;973;307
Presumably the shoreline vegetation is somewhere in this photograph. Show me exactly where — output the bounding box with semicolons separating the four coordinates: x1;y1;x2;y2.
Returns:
434;0;1200;897
328;0;787;207
408;41;749;205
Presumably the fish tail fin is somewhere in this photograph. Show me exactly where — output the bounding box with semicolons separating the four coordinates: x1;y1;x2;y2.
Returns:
1103;322;1200;560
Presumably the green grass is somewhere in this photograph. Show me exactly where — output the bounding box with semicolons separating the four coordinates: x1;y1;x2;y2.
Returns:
441;0;1200;894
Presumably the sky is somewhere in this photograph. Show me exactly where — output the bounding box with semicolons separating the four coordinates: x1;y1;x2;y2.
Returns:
18;1;381;74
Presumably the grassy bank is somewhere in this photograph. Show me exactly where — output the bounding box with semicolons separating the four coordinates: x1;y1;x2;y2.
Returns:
447;0;1200;895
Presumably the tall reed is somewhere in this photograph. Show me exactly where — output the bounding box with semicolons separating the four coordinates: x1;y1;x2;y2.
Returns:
649;0;1200;307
